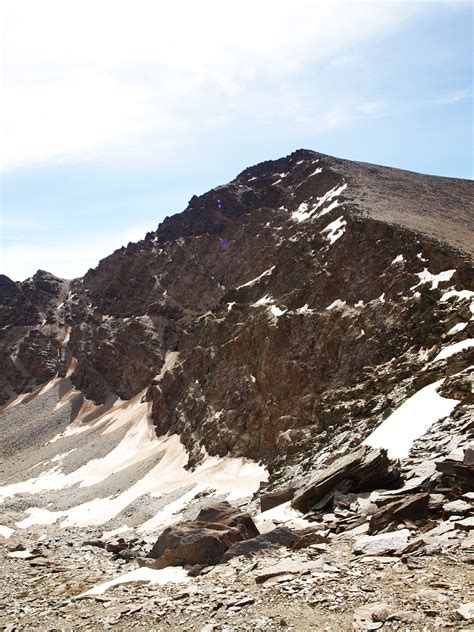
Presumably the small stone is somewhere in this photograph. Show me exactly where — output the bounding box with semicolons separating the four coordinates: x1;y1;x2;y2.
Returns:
457;602;474;621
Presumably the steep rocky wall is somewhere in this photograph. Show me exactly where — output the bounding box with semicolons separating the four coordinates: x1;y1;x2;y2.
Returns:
1;149;472;469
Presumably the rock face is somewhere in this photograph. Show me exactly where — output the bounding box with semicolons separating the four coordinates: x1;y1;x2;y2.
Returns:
0;148;472;471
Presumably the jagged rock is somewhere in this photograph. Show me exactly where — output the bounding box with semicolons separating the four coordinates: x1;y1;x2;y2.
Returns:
220;526;300;562
455;517;474;531
353;604;393;630
291;446;401;513
254;559;321;584
436;449;474;493
353;529;411;556
368;493;429;534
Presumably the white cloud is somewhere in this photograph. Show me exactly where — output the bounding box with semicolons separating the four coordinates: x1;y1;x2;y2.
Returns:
1;0;422;171
1;223;152;281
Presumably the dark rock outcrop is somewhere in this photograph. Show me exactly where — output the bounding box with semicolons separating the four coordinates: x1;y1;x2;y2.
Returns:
291;446;401;513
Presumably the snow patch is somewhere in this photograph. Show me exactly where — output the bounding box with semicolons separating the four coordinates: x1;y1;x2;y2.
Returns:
270;305;286;317
236;266;275;290
78;567;189;598
255;501;313;533
432;339;474;363
412;269;455;290
447;322;467;335
326;299;346;310
391;255;404;265
252;295;274;307
296;304;312;315
364;380;459;459
321;215;346;244
0;525;14;539
291;183;347;223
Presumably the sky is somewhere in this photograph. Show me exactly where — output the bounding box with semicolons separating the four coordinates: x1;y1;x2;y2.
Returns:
1;0;472;281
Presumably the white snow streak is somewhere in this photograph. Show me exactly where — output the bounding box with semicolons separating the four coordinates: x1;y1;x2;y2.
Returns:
391;255;404;265
78;567;189;597
432;339;474;363
411;269;455;290
236;266;275;289
364;380;459;459
322;216;346;244
326;299;346;310
291;183;347;223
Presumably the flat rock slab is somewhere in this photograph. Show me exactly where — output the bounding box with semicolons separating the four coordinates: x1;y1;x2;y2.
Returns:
254;559;322;584
353;529;411;556
443;499;472;515
455;516;474;531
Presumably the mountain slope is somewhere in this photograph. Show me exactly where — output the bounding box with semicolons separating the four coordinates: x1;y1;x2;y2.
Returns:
1;149;473;472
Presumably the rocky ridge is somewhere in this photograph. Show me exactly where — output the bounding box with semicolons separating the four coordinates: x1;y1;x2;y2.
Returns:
0;149;473;630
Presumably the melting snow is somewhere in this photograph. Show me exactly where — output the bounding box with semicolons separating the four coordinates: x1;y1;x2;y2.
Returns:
236;266;275;289
2;383;268;530
270;305;286;317
412;269;455;290
432;339;474;363
391;255;404;265
364;379;459;459
291;183;347;223
322;216;346;244
78;567;189;598
308;167;323;177
326;299;346;310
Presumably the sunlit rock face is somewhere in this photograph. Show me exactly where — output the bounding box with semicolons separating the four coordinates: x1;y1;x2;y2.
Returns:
1;149;473;470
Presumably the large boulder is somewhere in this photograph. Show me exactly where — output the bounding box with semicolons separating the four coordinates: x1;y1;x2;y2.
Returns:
148;521;246;568
220;526;301;563
148;502;260;568
291;446;401;513
194;501;259;539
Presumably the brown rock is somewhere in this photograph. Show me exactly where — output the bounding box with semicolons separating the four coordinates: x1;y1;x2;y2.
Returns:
148;521;248;568
260;486;296;512
368;493;430;534
194;501;259;540
220;526;301;563
291;446;401;513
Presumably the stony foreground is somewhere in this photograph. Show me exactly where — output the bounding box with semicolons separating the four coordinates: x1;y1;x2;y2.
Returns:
1;522;473;631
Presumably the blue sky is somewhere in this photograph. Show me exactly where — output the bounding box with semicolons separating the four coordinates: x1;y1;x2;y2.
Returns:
1;0;472;281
